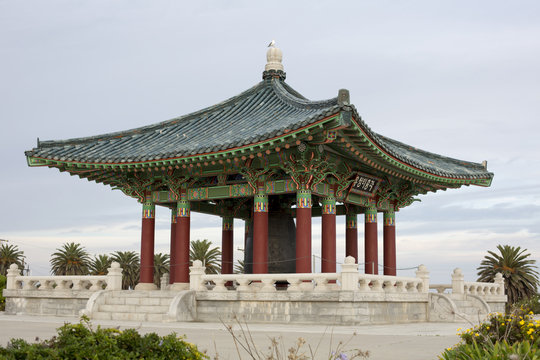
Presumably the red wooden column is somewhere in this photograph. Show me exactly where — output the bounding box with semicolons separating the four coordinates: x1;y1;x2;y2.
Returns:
221;216;234;275
253;193;268;274
364;207;378;275
135;201;157;290
296;189;312;273
345;212;358;263
169;207;177;284
172;191;190;289
383;209;396;276
321;196;336;273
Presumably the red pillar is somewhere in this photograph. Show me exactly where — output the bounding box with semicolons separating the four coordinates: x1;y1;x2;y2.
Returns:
253;193;268;274
169;207;177;284
137;202;156;289
173;193;190;287
364;207;378;275
221;216;234;274
296;189;312;273
345;213;358;262
383;209;396;276
321;196;336;273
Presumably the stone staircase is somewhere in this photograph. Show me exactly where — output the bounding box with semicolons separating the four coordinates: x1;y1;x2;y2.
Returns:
89;290;178;322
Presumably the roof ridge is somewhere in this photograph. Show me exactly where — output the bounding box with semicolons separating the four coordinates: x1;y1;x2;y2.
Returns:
271;78;338;109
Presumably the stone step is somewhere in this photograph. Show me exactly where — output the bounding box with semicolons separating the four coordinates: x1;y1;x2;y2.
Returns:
92;312;112;320
104;296;172;306
108;290;178;298
98;304;169;314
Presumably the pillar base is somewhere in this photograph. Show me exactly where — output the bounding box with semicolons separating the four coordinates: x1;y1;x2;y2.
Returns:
134;282;158;291
169;282;190;291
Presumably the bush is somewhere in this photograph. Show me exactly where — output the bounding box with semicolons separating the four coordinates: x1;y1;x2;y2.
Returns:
515;294;540;315
0;274;6;311
0;316;208;359
440;308;540;359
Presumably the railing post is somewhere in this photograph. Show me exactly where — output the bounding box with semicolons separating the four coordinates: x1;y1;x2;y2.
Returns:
189;260;206;291
106;262;123;290
340;256;358;291
7;263;20;290
451;268;464;295
494;272;504;295
415;264;429;293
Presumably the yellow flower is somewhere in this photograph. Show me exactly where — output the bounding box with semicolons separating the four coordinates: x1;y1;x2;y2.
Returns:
520;320;525;326
530;311;534;315
486;326;490;330
501;323;505;326
527;328;534;335
475;333;480;337
447;348;452;351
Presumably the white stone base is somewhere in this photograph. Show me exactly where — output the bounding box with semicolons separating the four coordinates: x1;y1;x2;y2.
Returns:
134;282;158;290
169;282;189;291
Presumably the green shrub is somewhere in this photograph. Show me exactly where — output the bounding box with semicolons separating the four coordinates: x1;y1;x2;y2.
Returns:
0;316;208;359
0;274;6;311
439;308;540;359
440;340;539;360
515;294;540;315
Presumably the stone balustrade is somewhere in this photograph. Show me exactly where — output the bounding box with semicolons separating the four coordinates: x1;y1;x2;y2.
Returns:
189;256;428;294
6;262;123;291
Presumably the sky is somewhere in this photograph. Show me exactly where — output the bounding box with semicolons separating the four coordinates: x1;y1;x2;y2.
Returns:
0;1;539;284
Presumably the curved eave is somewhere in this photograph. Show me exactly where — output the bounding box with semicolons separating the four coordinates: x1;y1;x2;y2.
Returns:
343;114;493;187
26;112;344;170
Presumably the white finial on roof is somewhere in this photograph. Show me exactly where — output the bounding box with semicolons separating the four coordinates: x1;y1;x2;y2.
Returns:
265;41;283;72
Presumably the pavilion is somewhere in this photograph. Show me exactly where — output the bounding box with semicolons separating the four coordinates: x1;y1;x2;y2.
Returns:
25;45;493;291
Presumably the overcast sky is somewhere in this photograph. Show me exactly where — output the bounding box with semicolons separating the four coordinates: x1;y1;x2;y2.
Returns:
1;1;539;283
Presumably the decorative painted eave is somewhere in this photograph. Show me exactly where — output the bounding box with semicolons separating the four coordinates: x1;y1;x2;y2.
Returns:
329;107;494;187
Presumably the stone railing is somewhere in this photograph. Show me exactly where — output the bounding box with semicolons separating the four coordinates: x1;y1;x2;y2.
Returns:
189;256;428;293
6;262;123;291
430;269;505;297
451;268;505;297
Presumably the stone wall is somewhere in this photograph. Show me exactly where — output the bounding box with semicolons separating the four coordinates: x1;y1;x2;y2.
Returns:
195;291;428;325
3;289;93;316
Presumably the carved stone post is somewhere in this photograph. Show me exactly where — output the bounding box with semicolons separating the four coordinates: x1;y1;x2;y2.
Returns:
189;260;206;291
7;263;20;290
340;256;358;291
452;268;464;295
416;264;430;293
106;262;123;290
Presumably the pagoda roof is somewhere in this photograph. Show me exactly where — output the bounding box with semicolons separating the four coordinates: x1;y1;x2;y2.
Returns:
26;79;341;164
25;58;493;186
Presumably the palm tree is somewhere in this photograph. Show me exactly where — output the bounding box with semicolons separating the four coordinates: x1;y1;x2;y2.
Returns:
50;242;90;275
477;245;539;305
89;254;112;275
0;243;25;276
111;251;140;290
153;253;170;287
234;259;245;274
190;239;221;274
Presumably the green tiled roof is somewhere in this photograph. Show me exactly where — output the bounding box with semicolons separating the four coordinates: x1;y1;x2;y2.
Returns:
25;78;341;163
25;77;493;182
